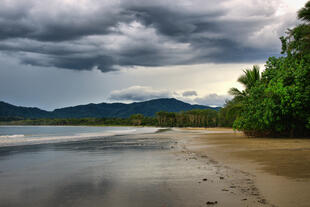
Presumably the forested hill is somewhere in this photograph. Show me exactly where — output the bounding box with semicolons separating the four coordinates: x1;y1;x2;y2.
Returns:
0;98;220;119
0;101;51;119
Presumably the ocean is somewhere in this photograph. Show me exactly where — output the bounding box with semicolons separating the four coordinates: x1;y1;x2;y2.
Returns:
0;126;159;147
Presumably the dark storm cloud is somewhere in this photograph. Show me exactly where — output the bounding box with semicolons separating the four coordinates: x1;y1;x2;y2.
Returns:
0;0;133;42
125;5;224;38
109;86;173;101
182;91;198;97
0;0;297;72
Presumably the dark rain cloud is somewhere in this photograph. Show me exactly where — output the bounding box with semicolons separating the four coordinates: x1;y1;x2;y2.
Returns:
182;90;198;97
0;0;297;72
109;86;173;101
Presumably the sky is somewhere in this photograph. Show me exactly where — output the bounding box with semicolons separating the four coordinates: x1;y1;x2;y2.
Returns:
0;0;308;110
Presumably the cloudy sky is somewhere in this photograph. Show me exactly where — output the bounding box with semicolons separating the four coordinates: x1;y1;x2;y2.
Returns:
0;0;307;110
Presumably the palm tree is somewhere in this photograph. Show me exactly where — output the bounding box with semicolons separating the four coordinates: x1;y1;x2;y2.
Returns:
298;1;310;23
226;65;261;122
228;65;261;99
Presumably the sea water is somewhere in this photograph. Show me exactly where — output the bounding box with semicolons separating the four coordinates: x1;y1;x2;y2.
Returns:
0;126;159;147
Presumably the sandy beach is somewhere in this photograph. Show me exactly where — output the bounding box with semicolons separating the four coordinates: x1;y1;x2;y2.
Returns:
1;128;310;207
176;128;310;207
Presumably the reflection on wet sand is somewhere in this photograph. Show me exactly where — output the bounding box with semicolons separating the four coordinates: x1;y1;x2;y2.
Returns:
0;131;267;207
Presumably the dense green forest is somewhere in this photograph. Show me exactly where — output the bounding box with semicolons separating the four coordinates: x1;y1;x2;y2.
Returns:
0;108;219;127
223;1;310;137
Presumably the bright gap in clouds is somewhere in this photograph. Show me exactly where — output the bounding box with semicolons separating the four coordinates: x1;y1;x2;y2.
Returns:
283;0;307;10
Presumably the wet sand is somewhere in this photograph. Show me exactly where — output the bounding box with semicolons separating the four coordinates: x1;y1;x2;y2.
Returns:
178;128;310;207
0;129;273;207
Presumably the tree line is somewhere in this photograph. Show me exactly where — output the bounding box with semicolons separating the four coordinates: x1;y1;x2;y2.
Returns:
0;108;222;128
156;109;218;127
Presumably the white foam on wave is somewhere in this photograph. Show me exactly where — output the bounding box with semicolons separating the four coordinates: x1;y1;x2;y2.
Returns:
0;127;160;147
0;134;25;138
106;129;137;134
0;132;115;147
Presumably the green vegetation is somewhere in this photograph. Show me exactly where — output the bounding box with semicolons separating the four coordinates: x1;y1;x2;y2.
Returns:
0;109;218;128
222;1;310;137
217;99;241;127
228;65;261;99
156;109;218;127
0;116;156;127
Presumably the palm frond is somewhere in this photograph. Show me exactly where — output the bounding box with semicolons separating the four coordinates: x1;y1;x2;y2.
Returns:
228;87;244;97
237;74;248;87
252;65;261;81
230;65;261;98
298;1;310;22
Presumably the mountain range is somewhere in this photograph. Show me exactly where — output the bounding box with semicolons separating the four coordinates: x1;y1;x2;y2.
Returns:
0;98;220;119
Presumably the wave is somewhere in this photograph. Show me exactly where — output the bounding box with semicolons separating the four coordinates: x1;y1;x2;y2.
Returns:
106;129;137;134
0;134;25;138
0;127;160;147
